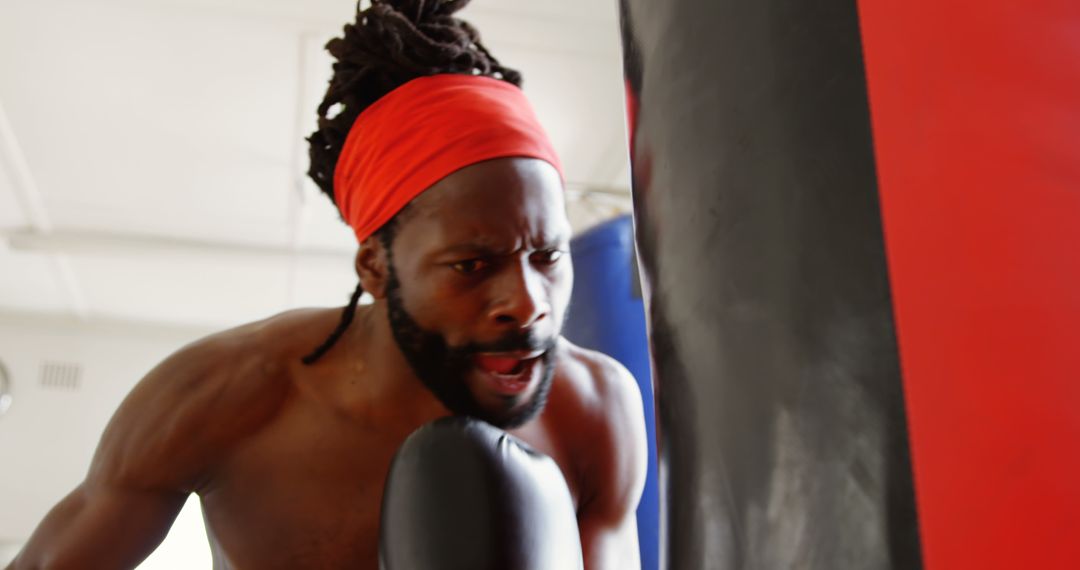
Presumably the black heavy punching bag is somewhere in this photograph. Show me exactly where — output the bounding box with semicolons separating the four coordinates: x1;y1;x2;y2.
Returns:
618;0;1080;568
616;0;921;568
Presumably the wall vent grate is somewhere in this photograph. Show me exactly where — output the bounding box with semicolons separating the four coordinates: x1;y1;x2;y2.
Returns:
39;361;82;390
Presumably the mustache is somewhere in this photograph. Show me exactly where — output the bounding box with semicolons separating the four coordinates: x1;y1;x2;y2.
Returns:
461;330;557;355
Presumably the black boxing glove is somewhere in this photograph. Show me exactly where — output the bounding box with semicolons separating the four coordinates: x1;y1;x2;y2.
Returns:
379;416;583;570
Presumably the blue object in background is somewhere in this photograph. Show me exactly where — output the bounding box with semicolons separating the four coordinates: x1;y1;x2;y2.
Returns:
563;214;658;570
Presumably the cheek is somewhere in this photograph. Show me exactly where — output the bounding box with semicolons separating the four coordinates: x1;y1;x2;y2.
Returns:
406;276;489;338
549;264;575;319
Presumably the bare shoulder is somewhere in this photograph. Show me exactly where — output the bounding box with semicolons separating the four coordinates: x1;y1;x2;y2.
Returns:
89;308;340;492
554;337;644;421
551;338;648;513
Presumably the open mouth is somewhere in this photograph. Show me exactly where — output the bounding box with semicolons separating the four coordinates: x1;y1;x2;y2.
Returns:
472;351;544;396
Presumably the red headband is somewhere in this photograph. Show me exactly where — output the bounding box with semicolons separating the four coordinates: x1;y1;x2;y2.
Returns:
333;74;563;243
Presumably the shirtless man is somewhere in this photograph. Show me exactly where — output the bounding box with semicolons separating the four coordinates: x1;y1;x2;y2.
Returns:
7;1;647;568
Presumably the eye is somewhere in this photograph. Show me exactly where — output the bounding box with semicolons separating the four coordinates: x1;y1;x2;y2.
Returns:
451;258;490;274
532;249;565;265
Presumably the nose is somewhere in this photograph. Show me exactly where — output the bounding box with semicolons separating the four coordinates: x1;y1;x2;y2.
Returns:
487;259;550;330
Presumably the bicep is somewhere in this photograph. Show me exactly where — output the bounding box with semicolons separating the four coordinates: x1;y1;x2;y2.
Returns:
10;482;187;570
578;358;650;570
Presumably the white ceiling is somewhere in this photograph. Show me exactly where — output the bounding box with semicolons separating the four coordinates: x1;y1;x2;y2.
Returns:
0;0;632;329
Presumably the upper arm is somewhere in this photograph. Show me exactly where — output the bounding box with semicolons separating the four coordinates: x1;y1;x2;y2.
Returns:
575;355;650;570
9;329;287;569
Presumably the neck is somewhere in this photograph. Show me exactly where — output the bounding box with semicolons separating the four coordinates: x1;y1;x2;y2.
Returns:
350;301;448;428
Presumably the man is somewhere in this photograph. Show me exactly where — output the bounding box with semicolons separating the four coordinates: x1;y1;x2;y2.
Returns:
7;0;647;568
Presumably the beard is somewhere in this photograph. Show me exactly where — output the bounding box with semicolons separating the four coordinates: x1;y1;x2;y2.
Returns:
384;265;557;429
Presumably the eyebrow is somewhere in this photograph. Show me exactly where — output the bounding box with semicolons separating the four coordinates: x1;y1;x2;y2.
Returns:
433;235;570;258
430;236;525;259
435;243;503;257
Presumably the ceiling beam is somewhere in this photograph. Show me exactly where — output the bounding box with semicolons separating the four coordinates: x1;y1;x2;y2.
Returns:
0;100;88;319
0;101;50;232
1;188;631;262
3;227;354;262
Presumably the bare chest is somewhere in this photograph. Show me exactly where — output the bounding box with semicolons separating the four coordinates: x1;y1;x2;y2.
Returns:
196;395;581;569
197;395;405;569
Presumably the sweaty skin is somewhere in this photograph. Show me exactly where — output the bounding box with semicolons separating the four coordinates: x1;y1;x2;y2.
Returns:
8;158;648;570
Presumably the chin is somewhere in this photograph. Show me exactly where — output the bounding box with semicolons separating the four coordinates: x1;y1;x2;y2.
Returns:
461;397;530;429
477;379;552;430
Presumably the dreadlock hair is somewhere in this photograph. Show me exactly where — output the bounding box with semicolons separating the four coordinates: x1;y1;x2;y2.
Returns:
301;0;522;365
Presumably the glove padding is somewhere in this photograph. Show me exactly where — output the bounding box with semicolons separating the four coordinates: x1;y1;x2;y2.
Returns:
379;416;583;570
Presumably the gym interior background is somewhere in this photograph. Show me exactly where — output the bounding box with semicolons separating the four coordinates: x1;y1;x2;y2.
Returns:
0;0;635;567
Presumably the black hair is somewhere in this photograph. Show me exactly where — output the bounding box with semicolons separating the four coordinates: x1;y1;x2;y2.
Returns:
301;0;521;364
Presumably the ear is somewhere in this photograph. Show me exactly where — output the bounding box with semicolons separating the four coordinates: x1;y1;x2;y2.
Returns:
355;237;390;299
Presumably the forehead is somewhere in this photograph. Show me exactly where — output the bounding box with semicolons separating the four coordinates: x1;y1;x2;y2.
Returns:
402;157;569;248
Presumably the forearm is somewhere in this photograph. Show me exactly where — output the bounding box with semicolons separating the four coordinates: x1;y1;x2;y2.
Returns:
10;484;185;570
9;488;91;570
580;518;641;570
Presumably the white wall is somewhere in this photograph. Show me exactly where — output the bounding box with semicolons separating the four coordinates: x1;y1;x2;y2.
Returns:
0;313;215;568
